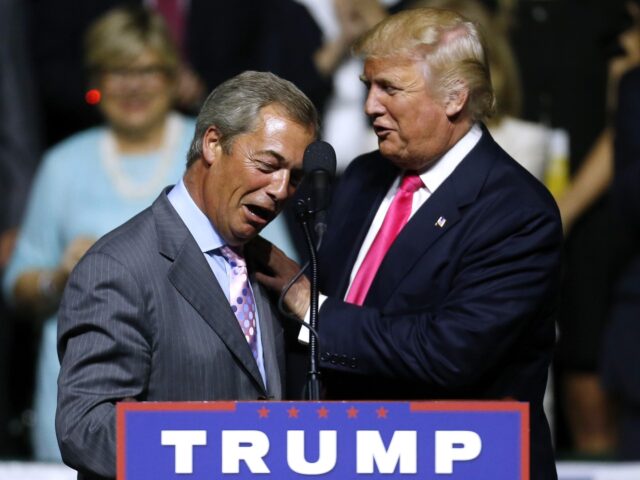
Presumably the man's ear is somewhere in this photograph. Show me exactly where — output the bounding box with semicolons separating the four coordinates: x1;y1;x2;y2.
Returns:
201;126;222;166
444;85;469;118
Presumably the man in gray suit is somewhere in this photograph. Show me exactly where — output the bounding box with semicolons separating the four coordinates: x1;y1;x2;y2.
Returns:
56;71;318;479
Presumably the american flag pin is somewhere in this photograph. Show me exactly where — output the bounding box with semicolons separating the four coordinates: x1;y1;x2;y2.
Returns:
435;216;447;228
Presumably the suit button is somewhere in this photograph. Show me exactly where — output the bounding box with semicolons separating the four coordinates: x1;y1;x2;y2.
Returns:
339;354;347;366
350;357;357;368
320;353;327;362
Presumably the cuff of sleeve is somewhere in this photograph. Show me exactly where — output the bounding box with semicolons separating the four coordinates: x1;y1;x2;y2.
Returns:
298;294;328;345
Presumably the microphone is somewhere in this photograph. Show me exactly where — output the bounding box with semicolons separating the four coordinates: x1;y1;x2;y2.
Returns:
302;141;336;243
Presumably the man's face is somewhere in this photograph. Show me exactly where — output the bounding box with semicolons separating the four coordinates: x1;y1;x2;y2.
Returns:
362;55;456;170
202;105;314;246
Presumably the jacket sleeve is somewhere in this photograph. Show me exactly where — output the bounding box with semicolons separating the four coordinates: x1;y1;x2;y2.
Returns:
56;251;152;479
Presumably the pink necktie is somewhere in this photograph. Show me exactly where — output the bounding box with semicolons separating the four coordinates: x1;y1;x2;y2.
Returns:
220;246;258;360
346;172;424;306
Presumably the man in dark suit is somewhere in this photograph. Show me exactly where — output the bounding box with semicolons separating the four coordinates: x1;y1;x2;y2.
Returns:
55;71;317;479
255;8;562;480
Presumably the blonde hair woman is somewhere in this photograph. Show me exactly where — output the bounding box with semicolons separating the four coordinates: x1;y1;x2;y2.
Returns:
2;6;194;460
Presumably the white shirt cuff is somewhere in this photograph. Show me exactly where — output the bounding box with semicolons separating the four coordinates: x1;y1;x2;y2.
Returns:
298;294;328;344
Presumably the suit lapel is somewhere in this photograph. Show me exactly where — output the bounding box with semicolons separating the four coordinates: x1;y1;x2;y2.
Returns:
365;180;462;307
322;156;398;297
365;131;498;308
251;278;283;399
152;192;267;395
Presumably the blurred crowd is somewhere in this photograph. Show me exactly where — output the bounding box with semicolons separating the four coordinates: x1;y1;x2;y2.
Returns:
1;0;639;463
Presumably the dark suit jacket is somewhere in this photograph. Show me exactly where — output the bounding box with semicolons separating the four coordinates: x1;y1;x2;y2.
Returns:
316;129;562;480
56;191;286;480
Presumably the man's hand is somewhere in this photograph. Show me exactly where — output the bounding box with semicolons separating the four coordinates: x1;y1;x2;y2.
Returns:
248;236;310;319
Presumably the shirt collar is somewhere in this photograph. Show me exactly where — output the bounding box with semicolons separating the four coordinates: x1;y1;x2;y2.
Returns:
418;123;483;194
167;179;225;253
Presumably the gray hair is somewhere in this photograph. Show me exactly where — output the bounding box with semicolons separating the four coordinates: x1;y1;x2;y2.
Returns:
186;71;319;167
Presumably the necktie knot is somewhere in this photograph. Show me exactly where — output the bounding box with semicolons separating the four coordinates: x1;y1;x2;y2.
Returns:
220;245;246;269
399;172;424;194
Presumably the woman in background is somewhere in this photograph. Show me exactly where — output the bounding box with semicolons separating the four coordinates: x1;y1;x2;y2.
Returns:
2;6;194;460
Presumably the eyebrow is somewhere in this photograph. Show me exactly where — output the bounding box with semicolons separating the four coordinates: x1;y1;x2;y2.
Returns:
360;74;396;89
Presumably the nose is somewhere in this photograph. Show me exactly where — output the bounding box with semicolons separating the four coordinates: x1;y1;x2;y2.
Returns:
123;74;146;92
266;170;291;204
364;86;384;117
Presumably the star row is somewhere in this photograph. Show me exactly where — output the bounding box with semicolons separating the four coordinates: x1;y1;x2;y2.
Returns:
256;406;389;420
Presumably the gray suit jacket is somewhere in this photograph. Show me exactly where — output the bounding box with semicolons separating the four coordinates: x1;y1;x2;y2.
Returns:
56;190;286;480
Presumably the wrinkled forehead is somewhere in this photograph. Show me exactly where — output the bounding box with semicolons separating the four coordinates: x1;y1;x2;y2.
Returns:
361;53;432;85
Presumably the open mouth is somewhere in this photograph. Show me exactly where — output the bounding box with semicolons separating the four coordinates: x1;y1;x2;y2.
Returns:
373;125;392;136
244;204;274;224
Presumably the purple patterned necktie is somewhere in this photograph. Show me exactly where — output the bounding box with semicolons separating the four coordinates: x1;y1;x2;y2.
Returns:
220;246;258;360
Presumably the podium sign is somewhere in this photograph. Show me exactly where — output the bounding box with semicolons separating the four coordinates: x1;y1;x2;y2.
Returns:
117;401;528;479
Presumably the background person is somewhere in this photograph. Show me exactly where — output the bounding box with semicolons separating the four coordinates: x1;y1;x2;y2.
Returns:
2;6;194;461
601;64;640;460
0;0;42;453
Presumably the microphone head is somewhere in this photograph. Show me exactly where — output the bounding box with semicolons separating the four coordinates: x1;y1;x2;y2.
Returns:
303;140;337;176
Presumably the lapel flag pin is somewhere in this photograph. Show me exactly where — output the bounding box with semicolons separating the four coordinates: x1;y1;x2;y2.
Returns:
435;216;447;228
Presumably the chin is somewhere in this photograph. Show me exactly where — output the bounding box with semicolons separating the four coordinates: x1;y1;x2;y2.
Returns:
234;227;261;245
379;147;407;167
381;148;432;172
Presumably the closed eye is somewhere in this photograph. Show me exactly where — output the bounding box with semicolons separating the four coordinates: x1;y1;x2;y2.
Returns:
253;158;278;173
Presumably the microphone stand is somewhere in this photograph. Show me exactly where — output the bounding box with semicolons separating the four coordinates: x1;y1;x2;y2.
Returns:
294;198;321;400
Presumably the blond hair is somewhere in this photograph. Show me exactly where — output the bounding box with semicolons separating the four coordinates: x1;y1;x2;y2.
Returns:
411;0;522;120
354;7;495;121
85;6;178;74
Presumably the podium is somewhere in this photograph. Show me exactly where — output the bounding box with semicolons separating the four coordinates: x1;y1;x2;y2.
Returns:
117;401;529;479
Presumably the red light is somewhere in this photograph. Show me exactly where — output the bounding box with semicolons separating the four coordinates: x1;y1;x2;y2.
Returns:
85;89;101;105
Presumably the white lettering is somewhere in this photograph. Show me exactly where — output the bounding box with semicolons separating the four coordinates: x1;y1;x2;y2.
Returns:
356;430;417;474
160;430;207;474
287;430;337;474
221;430;271;473
435;430;482;474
